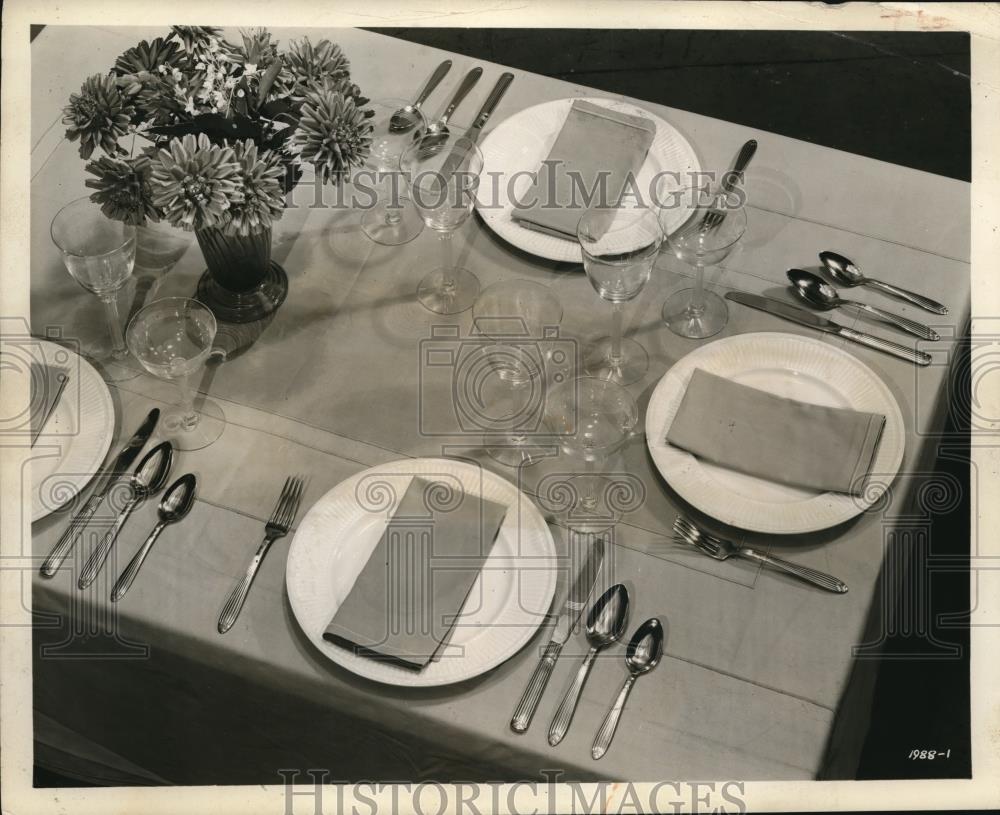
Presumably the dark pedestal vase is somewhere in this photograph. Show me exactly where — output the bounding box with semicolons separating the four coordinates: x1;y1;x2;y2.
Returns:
194;226;288;323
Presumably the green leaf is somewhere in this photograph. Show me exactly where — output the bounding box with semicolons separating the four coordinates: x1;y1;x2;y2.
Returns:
257;56;283;106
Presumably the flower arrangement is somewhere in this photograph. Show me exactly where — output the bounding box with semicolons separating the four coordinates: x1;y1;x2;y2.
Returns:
64;26;374;236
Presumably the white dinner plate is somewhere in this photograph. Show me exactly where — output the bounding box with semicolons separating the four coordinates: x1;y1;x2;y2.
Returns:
645;332;905;534
25;340;116;522
285;457;558;686
477;97;701;263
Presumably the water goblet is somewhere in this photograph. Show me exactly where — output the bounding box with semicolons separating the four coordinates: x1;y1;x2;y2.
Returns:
401;131;484;314
50;196;138;382
660;184;747;339
361;98;427;246
577;205;663;385
543;376;639;531
126;297;225;451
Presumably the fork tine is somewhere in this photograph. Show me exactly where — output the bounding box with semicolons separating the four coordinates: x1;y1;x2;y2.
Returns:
277;477;299;530
269;477;293;525
281;477;304;529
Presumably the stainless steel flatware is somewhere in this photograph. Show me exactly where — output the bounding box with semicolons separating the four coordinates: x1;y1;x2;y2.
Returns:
788;268;939;341
510;531;605;733
437;72;514;178
673;516;848;594
40;408;160;578
111;473;196;602
77;440;173;589
416;66;483;147
390;59;452;133
30;368;69;447
702;139;757;230
217;475;304;634
724;291;932;366
548;583;629;746
592;617;663;760
819;250;948;315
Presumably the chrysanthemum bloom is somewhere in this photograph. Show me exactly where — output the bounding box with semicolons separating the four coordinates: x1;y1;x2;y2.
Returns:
224;140;286;236
85;154;160;226
279;38;350;99
291;87;372;185
63;74;135;159
150;133;242;230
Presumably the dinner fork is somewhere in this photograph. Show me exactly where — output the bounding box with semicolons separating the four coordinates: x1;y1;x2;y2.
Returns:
699;139;757;231
218;476;304;634
673;516;848;594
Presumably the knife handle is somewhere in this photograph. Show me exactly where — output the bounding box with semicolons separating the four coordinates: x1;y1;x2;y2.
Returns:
40;489;106;578
840;328;932;366
472;72;514;132
511;640;562;733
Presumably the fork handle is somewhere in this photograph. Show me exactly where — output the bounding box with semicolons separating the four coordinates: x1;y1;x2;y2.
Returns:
740;549;848;594
720;139;757;193
218;536;274;634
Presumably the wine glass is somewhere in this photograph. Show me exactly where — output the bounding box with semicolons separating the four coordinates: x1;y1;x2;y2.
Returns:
660;184;747;339
50;196;138;382
126;298;225;451
472;280;564;467
577;204;663;385
361;98;427;246
401;131;484;314
543;376;639;530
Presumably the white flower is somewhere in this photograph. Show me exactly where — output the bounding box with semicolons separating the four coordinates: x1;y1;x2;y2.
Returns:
244;63;257;74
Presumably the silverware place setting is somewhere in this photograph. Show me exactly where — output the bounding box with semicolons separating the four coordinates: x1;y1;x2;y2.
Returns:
416;66;483;147
389;59;453;133
673;516;848;594
819;250;948;315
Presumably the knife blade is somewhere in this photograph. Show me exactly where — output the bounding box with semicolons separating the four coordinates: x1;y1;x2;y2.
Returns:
725;291;932;366
438;72;515;179
510;531;605;733
39;407;160;578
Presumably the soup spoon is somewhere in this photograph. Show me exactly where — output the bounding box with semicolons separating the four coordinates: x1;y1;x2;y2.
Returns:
819;250;948;315
415;67;483;148
389;60;452;133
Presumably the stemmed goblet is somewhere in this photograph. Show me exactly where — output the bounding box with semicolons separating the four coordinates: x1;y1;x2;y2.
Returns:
661;184;747;339
50;196;138;382
361;98;427;246
126;297;225;451
401;131;484;314
577;205;663;385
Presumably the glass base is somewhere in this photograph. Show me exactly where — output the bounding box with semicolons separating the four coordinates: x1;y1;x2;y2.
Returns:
361;201;424;245
548;474;621;534
583;337;648;386
162;397;225;451
196;262;288;324
417;266;480;315
85;347;140;383
662;288;728;339
483;435;549;468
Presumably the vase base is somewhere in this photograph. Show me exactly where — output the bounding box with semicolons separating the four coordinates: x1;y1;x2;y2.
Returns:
196;262;288;324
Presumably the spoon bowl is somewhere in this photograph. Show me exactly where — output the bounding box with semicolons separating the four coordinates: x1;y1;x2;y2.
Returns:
130;440;173;498
818;250;864;287
158;472;197;522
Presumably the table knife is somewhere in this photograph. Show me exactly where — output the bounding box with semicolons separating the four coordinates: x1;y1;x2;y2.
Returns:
510;531;605;733
39;407;160;578
725;291;932;366
439;72;514;178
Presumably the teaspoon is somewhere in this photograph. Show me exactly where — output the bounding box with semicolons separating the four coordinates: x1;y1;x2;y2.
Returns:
111;473;196;602
548;584;630;746
77;441;173;589
389;60;452;133
415;67;483;147
787;268;939;340
819;250;948;315
592;617;663;760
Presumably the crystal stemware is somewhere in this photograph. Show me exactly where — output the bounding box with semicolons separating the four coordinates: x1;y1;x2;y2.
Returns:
543;376;639;530
361;97;427;246
577;205;663;385
401;131;484;314
50;196;138;382
126;297;225;451
661;184;747;339
473;280;564;467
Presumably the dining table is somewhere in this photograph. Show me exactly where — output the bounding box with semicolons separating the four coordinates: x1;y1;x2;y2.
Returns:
27;24;970;785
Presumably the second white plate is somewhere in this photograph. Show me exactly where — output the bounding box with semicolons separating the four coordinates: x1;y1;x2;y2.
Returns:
645;332;905;534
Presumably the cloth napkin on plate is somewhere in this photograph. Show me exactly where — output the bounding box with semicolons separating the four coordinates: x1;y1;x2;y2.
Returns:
30;362;69;444
666;369;886;496
324;476;508;670
511;100;656;241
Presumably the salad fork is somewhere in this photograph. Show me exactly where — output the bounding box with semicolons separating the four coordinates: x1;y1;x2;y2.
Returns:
218;476;304;634
672;516;848;594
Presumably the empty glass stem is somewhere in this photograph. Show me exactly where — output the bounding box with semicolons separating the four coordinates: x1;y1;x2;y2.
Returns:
101;295;128;359
609;303;624;366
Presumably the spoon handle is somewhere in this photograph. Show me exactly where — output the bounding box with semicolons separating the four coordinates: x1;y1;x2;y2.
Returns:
440;67;483;124
110;522;165;602
414;59;452;107
848;302;940;341
78;499;138;589
864;279;948;315
548;647;598;746
592;674;636;760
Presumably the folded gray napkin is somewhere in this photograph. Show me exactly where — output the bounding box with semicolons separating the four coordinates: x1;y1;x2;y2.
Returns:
666;369;886;496
324;476;508;670
511;100;656;241
30;362;69;442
